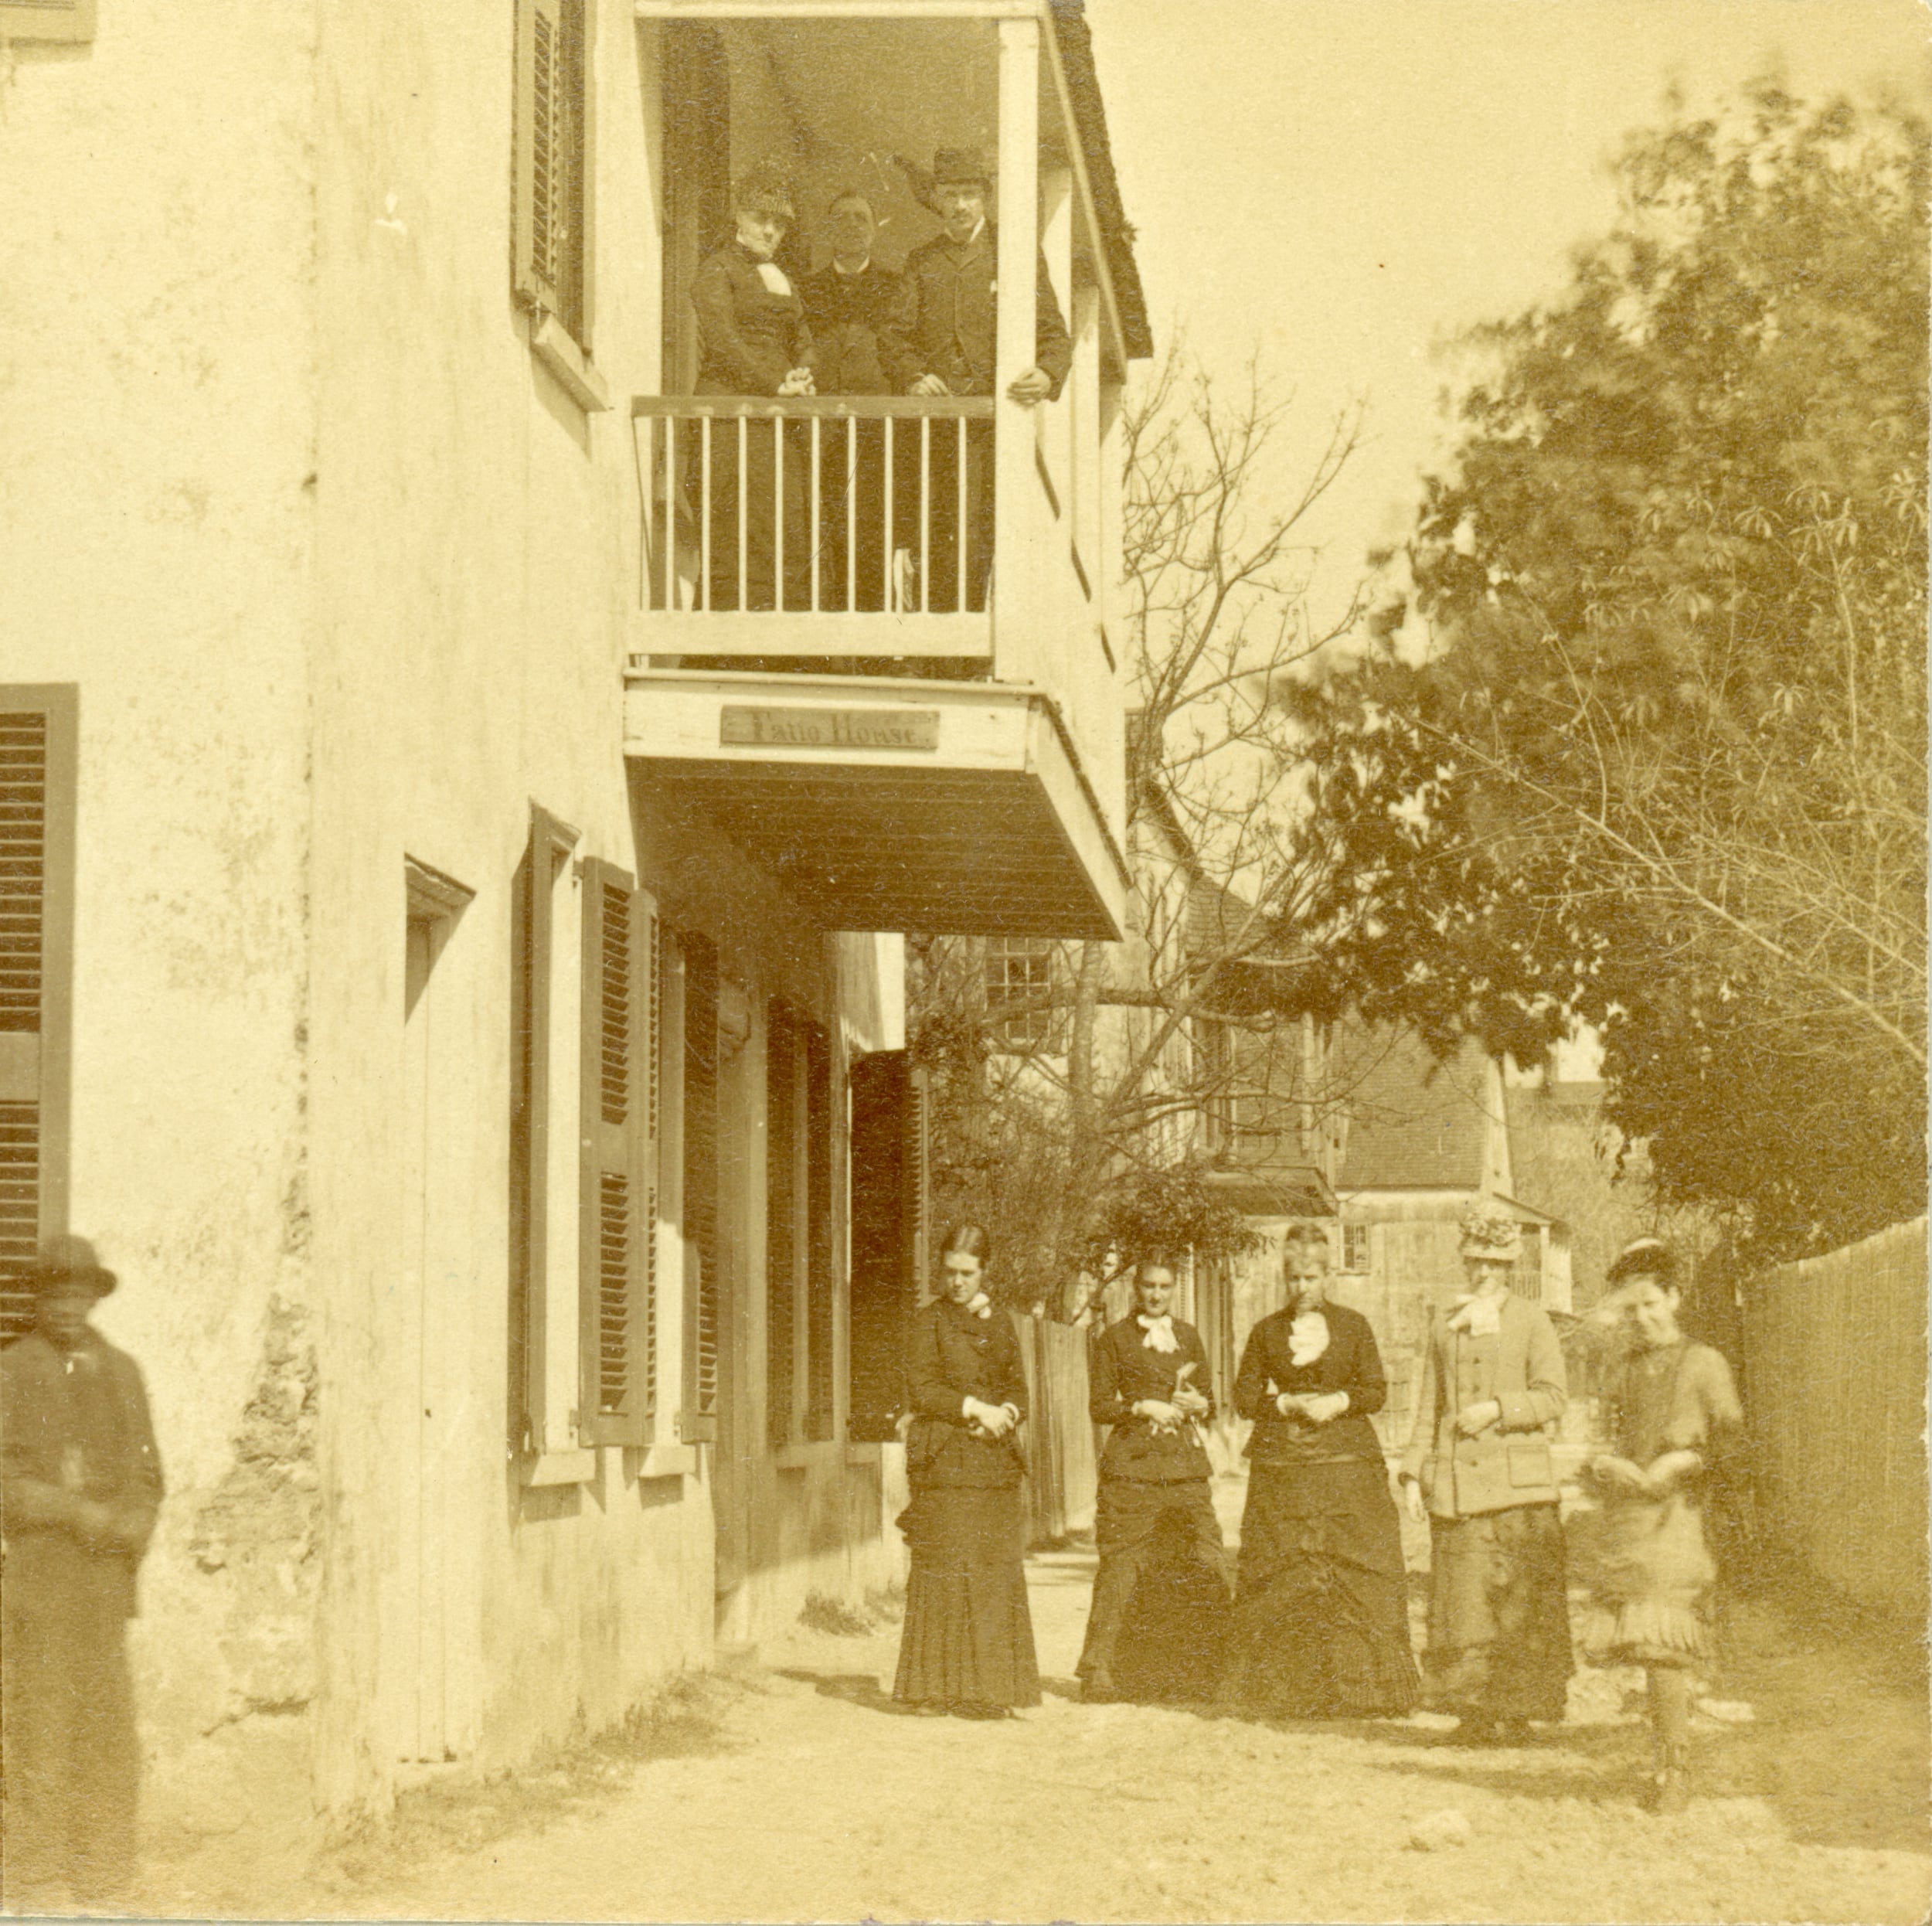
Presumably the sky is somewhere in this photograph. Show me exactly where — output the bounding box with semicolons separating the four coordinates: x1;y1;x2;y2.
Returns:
1083;0;1932;628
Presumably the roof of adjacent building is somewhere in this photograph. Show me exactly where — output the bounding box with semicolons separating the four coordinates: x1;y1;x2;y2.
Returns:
1332;1029;1498;1192
1049;1;1155;362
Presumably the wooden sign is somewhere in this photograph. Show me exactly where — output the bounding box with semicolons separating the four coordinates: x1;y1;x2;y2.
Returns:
719;706;940;752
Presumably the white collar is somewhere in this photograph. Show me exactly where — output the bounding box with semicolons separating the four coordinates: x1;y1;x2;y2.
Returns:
832;255;871;276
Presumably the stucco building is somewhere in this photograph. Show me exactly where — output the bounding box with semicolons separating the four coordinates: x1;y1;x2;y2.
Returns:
1;0;1146;1857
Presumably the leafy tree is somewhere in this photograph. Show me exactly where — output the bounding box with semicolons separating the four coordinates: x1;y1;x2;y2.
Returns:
1294;83;1927;1261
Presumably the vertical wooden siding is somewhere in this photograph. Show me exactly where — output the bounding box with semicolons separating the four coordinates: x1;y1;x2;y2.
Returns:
1741;1217;1928;1625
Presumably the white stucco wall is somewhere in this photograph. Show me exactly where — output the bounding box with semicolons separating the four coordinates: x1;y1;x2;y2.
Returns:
0;0;324;1853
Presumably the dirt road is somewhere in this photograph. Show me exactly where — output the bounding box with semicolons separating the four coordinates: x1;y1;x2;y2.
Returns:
169;1482;1918;1926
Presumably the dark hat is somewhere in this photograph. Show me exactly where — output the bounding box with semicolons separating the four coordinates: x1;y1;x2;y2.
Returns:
29;1233;117;1297
930;146;993;189
1605;1237;1678;1290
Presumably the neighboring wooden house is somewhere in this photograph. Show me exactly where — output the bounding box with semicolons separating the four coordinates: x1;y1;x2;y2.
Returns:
1198;1021;1574;1452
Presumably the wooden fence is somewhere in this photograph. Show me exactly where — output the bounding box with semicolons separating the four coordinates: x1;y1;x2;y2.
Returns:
1012;1312;1098;1547
1741;1217;1927;1625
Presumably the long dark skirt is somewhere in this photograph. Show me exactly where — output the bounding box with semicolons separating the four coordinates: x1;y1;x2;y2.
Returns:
1425;1502;1573;1720
1223;1458;1420;1718
893;1483;1041;1710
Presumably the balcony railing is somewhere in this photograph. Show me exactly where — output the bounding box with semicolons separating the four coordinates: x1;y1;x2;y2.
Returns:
632;396;996;645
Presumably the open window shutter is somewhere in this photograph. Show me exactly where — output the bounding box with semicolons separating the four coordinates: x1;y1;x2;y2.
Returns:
0;691;75;1340
579;861;653;1447
846;1050;929;1442
509;804;577;1452
803;1020;835;1441
765;1000;799;1448
677;931;719;1443
513;0;587;345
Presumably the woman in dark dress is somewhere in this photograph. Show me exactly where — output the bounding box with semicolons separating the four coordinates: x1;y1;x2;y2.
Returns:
1220;1224;1420;1718
689;162;815;611
892;1223;1041;1719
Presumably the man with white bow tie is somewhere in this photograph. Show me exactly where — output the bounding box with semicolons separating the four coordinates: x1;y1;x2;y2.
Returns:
1076;1260;1229;1704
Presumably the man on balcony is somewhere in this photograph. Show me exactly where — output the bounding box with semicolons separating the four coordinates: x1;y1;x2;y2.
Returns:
798;190;901;612
883;148;1070;612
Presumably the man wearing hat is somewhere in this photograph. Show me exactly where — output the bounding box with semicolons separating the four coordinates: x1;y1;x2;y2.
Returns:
881;147;1072;610
2;1234;163;1906
1400;1200;1572;1744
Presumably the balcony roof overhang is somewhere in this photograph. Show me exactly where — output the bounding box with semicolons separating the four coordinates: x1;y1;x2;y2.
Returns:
624;668;1127;939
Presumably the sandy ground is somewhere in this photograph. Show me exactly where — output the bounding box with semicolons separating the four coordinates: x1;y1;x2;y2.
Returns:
147;1473;1929;1926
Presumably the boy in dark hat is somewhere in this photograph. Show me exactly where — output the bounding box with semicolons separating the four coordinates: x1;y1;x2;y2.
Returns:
1;1235;164;1907
881;146;1072;609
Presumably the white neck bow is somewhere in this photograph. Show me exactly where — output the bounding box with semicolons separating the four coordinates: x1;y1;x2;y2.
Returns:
1137;1313;1179;1353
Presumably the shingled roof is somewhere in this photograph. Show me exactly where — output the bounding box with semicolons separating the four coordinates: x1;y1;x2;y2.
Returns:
1048;0;1155;362
1332;1029;1499;1192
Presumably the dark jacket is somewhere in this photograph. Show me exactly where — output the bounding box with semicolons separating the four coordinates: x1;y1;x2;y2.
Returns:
798;260;902;396
692;242;813;396
1234;1300;1391;1468
1400;1292;1566;1517
880;225;1072;400
1089;1313;1215;1483
1;1329;164;1621
904;1298;1029;1489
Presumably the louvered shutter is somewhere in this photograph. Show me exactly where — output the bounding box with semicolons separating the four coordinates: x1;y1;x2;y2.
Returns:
677;931;719;1443
803;1020;835;1441
0;691;75;1340
578;862;656;1448
846;1050;930;1442
764;999;799;1448
0;0;94;43
512;0;589;347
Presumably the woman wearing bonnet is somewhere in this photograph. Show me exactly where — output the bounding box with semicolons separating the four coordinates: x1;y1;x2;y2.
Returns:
1401;1200;1573;1743
1219;1223;1419;1718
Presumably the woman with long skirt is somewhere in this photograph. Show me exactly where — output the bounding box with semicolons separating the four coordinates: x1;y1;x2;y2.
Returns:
1583;1237;1743;1812
1219;1223;1420;1718
892;1224;1041;1719
1400;1200;1574;1743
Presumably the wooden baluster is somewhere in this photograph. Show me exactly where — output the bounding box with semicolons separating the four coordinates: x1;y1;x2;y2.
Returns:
699;417;713;613
956;413;969;614
773;413;785;611
737;415;749;612
664;415;677;611
920;413;931;614
883;416;896;613
810;416;821;614
845;417;857;614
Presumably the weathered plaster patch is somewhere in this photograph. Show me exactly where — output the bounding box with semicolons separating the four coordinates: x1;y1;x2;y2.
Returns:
188;1294;321;1730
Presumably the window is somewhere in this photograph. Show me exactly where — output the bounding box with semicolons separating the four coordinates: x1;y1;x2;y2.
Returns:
1342;1222;1370;1274
0;0;94;43
513;0;608;410
985;937;1058;1053
0;690;75;1339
